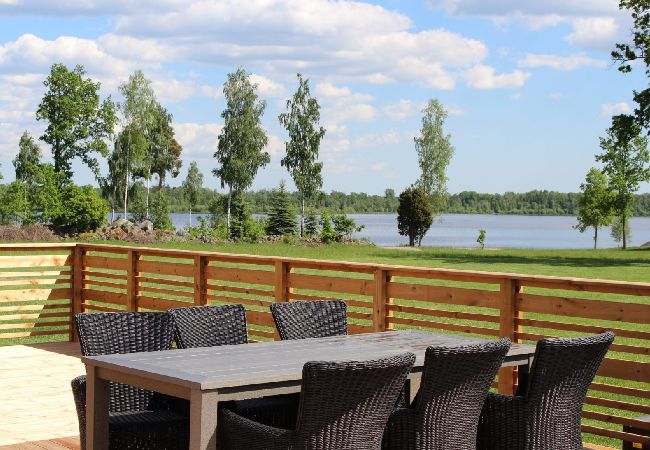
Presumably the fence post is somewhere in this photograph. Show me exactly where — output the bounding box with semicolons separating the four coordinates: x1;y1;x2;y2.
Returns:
126;250;139;312
274;261;291;340
194;255;207;306
498;278;523;395
71;245;84;342
373;269;389;332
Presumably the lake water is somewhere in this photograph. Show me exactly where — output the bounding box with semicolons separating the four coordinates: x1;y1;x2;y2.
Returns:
158;213;650;249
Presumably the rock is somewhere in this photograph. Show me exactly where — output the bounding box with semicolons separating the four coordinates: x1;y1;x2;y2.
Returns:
111;218;132;229
141;220;154;233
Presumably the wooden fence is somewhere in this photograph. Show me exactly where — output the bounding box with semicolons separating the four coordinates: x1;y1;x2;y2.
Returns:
0;242;648;446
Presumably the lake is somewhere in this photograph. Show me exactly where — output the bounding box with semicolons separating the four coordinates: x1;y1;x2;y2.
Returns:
160;213;650;249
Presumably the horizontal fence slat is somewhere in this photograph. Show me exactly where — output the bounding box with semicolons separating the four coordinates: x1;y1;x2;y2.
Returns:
0;270;72;278
597;358;650;384
388;282;500;309
82;270;127;281
388;316;500;337
0;329;70;339
289;273;373;296
518;332;650;356
582;411;650;430
0;302;70;313
205;294;273;309
206;266;274;286
137;295;192;311
138;260;194;278
0;288;72;303
81;303;124;313
581;425;650;444
0;320;71;330
518;293;650;324
138;285;193;299
245;310;274;328
83;255;127;271
0;312;70;321
590;382;650;399
83;279;126;290
248;329;276;339
0;254;72;269
140;276;194;289
586;395;650;414
517;318;650;341
82;288;127;306
206;284;275;299
388;303;500;323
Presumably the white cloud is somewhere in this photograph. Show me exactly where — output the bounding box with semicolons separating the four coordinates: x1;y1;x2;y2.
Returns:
353;131;401;149
338;103;378;122
174;122;222;159
250;74;287;98
383;100;417;120
518;53;607;70
600;102;632;117
565;17;620;50
550;92;563;100
463;65;531;89
371;163;387;172
315;82;352;98
446;104;466;116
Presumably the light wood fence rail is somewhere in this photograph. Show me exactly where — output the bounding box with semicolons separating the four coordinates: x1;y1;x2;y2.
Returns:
0;243;648;447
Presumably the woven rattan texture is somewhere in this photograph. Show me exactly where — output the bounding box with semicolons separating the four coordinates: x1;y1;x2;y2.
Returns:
169;304;248;348
220;352;416;450
270;300;348;340
477;331;614;450
382;338;511;450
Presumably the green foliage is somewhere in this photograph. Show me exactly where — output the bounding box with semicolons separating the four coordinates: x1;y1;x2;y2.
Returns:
477;229;486;249
611;213;632;246
49;184;108;234
414;99;454;215
612;0;650;130
331;214;364;242
304;209;319;237
148;102;183;188
214;67;270;229
397;186;433;246
575;168;614;249
0;181;30;225
596;114;650;248
229;191;264;242
182;161;204;226
186;216;229;242
278;73;325;235
13;131;42;184
128;182;148;223
266;181;297;236
36;63;116;180
150;190;173;231
319;210;336;243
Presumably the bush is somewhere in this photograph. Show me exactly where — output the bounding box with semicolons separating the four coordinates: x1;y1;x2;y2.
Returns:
49;184;109;234
304;209;319;237
332;214;364;241
266;181;297;236
320;210;336;243
397;186;433;246
150;191;173;231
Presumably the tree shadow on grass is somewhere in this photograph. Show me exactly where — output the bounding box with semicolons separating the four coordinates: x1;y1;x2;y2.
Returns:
369;247;650;269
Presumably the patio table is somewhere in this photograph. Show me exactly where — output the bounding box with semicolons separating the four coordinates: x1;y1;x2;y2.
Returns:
82;329;535;450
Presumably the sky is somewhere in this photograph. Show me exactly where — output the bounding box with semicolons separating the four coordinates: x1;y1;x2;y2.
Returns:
0;0;648;195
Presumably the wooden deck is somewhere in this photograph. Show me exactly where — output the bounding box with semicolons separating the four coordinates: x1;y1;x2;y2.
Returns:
0;341;616;450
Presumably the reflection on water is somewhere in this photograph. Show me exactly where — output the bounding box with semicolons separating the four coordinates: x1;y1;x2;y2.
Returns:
112;213;650;249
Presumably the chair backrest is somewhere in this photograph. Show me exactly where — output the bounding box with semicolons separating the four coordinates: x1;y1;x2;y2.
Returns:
270;300;347;340
75;312;174;412
295;352;415;450
410;339;511;450
168;304;248;349
523;331;614;449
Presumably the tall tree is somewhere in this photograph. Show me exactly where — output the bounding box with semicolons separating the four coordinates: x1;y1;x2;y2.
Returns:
575;168;614;249
13;131;42;184
612;0;650;131
414;99;454;216
117;70;156;217
596;114;650;249
182;161;204;227
213;67;270;230
278;73;325;236
397;186;433;247
150;103;183;189
36;63;116;179
266;180;297;236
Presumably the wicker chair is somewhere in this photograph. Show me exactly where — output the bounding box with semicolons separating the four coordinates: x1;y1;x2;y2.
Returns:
382;338;511;450
477;331;614;450
168;304;299;428
71;312;188;450
220;352;416;450
270;300;347;340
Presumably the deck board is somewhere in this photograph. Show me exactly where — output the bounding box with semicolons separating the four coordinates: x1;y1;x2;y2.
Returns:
0;342;83;446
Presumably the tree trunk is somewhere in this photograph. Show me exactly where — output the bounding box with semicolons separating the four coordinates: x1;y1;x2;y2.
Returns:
189;205;192;227
145;175;151;219
227;187;232;232
622;214;627;249
300;196;305;238
409;233;415;246
123;168;129;219
593;226;598;249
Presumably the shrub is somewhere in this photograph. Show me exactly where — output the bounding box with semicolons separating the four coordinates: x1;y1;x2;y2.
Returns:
49;184;109;234
397;186;433;246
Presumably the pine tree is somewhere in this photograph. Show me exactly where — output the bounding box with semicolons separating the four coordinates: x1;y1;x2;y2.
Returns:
266;181;297;236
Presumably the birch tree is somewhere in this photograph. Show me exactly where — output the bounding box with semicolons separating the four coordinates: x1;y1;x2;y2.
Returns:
182;161;203;227
213;67;269;230
278;73;325;236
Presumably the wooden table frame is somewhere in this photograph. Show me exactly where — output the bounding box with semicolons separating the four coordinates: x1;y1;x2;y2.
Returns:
83;330;535;450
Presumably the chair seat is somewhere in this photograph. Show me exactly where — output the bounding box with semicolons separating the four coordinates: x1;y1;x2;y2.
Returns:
108;410;189;450
230;393;300;429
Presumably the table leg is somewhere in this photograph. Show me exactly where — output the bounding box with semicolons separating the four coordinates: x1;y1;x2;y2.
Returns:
190;389;220;450
86;365;109;450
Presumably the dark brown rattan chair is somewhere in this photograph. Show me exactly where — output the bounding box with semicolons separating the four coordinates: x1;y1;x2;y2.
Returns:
220;352;416;450
168;304;298;428
270;300;348;340
71;312;188;450
477;331;614;450
382;338;511;450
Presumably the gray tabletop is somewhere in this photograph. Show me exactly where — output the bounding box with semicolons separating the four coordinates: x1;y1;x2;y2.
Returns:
82;330;534;391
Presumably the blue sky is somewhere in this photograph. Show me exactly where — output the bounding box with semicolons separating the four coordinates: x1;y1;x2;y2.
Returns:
0;0;647;195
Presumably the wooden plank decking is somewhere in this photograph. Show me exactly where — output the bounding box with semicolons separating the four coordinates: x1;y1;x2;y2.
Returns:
0;341;616;450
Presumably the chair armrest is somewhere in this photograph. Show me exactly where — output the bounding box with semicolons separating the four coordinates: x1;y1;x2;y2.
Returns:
219;408;294;450
477;393;526;450
71;375;87;450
